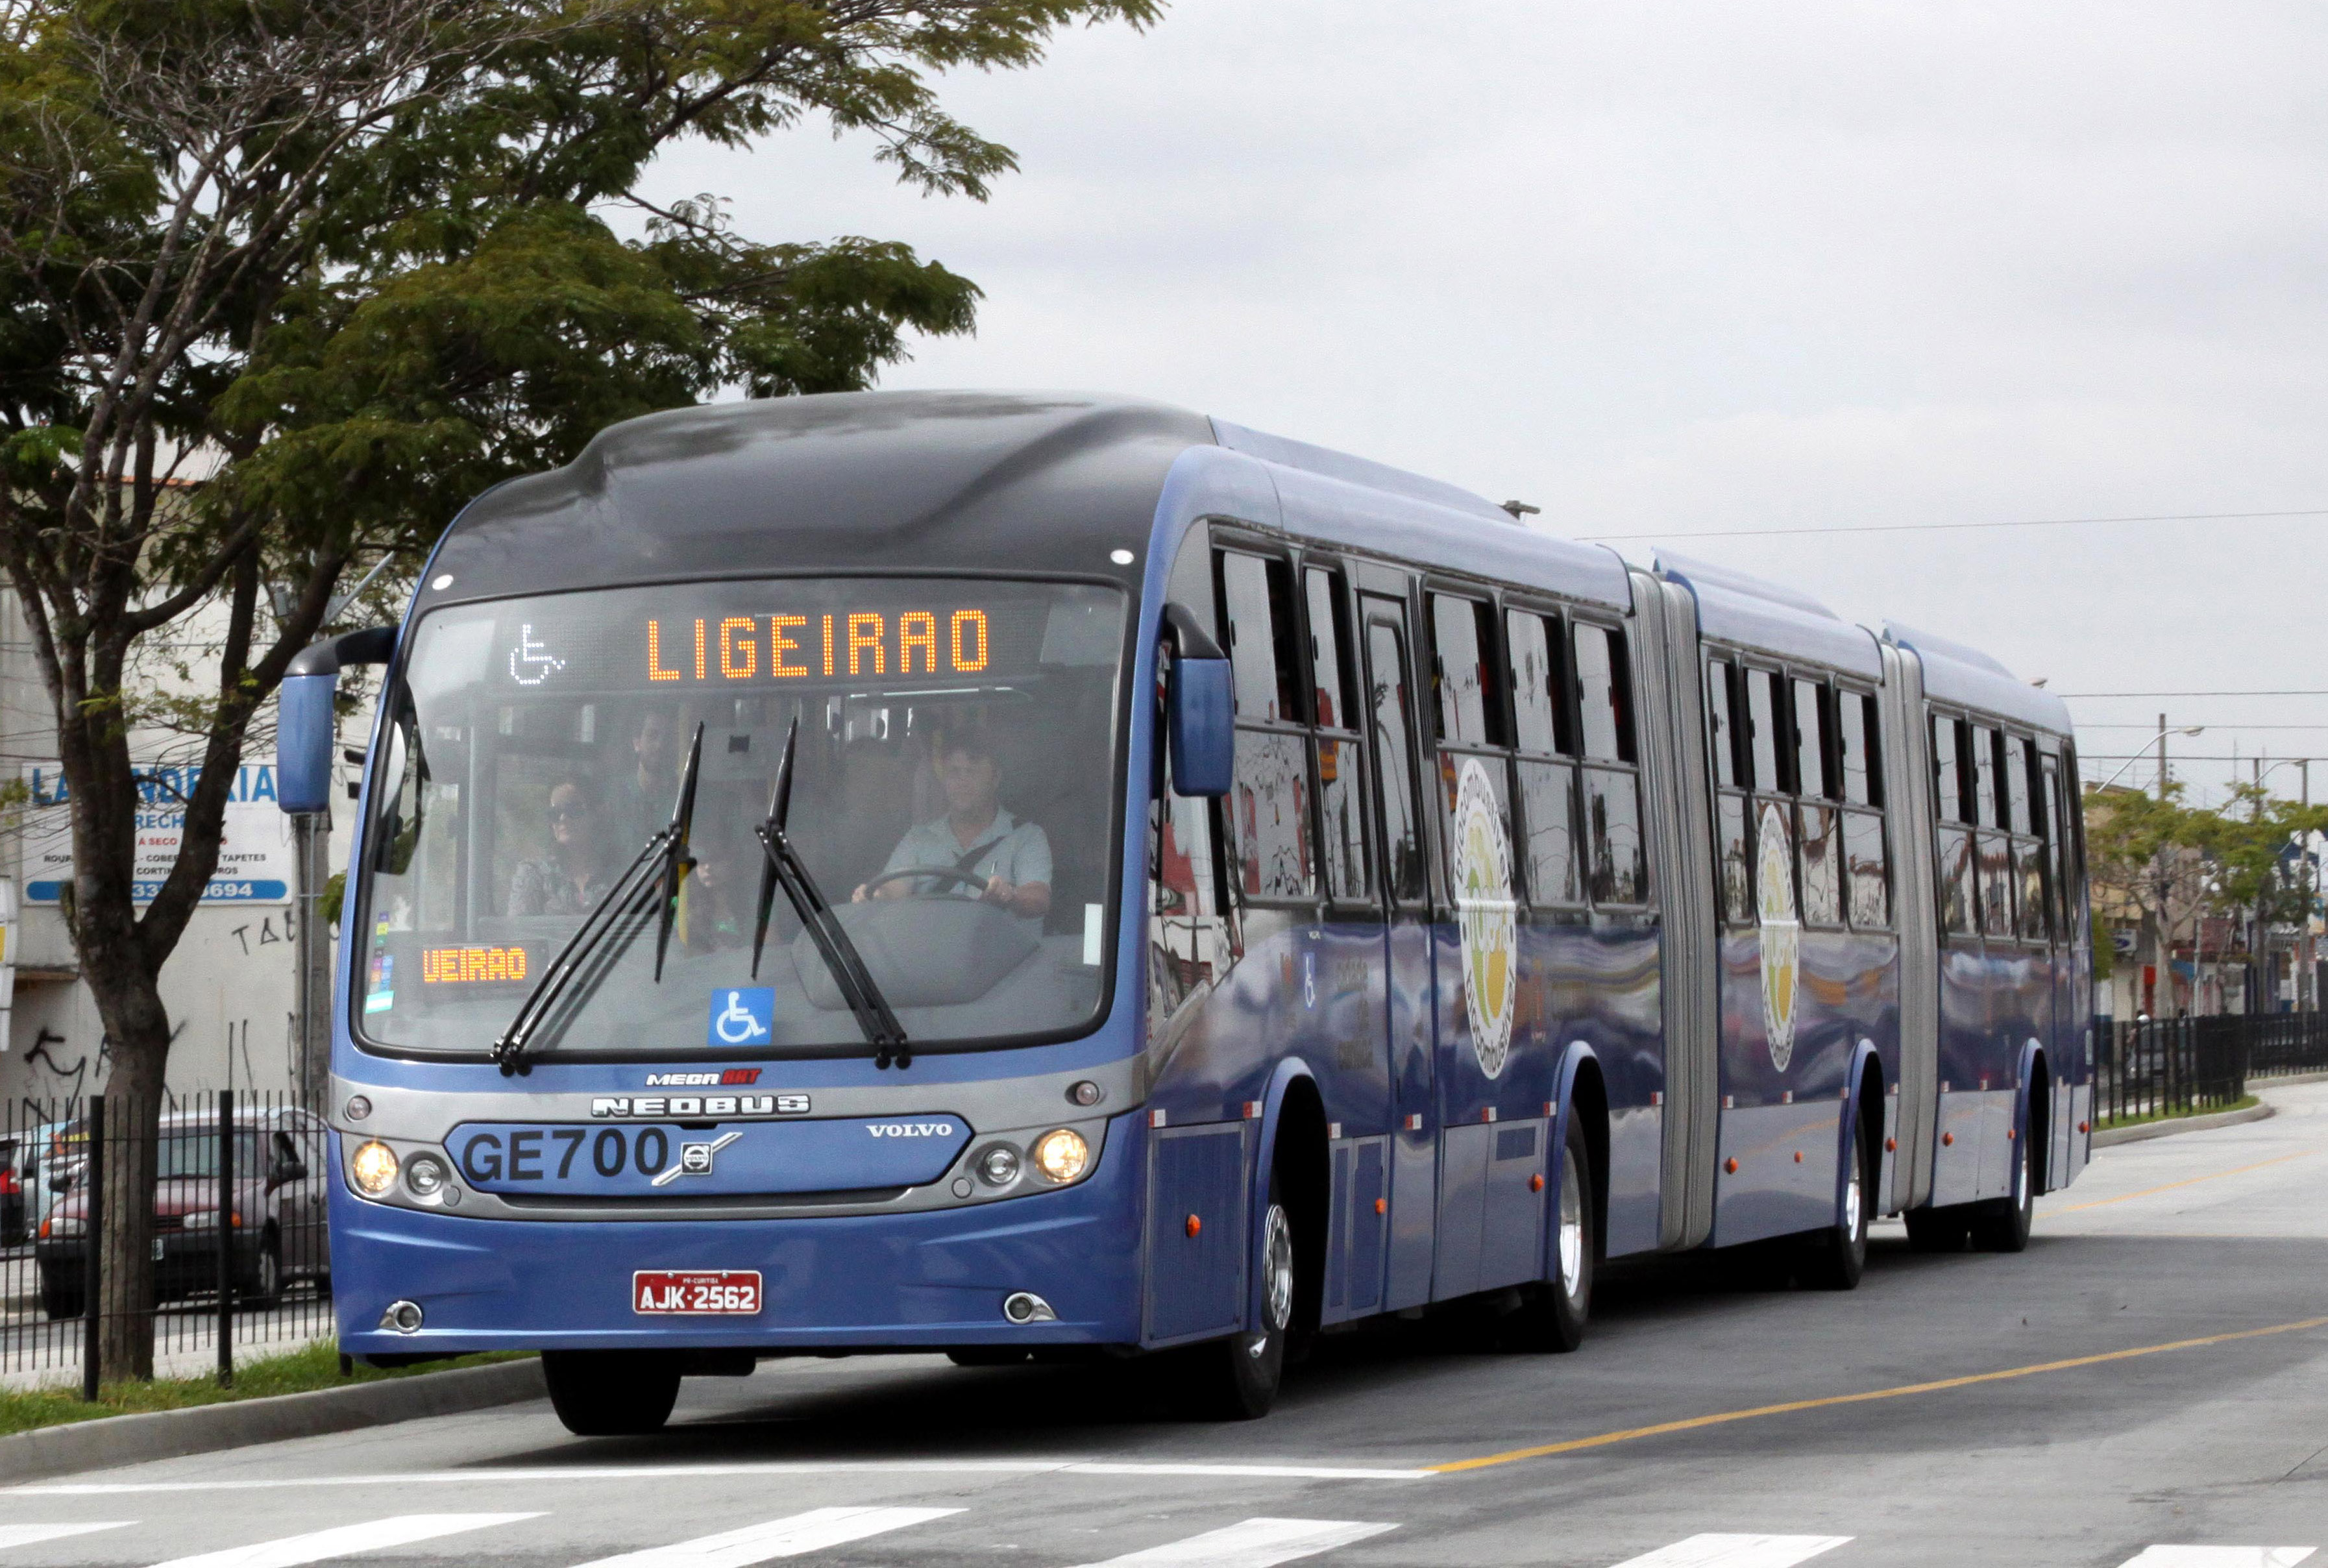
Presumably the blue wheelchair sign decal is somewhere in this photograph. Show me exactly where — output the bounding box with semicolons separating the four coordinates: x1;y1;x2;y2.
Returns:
707;987;775;1047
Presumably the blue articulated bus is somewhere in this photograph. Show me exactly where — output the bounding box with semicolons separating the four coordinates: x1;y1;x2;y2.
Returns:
276;392;2094;1433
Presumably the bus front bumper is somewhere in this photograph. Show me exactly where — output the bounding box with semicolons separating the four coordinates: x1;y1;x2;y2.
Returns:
330;1121;1142;1358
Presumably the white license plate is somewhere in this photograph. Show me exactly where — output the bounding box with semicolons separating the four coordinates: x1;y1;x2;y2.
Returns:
632;1269;761;1315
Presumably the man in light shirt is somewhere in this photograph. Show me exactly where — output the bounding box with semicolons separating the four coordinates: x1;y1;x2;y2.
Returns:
855;731;1051;927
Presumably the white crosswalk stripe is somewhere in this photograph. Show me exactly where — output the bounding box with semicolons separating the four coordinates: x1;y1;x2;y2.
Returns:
2118;1551;2317;1567
1607;1536;1854;1568
568;1506;964;1567
1064;1518;1397;1568
143;1512;543;1568
0;1523;134;1551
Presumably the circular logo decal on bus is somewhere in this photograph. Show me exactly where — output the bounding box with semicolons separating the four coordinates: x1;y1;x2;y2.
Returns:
1451;757;1518;1079
1756;798;1801;1072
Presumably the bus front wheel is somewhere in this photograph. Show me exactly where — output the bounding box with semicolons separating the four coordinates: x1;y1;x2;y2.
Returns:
543;1350;682;1436
1186;1170;1297;1419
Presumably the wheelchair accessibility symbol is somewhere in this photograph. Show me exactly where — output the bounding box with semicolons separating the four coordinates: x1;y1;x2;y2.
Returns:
707;987;775;1047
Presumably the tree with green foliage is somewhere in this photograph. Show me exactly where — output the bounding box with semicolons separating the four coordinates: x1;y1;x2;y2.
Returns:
2084;782;2328;1013
0;0;1160;1380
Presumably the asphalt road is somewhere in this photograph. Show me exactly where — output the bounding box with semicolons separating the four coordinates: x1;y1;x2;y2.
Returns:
8;1083;2328;1568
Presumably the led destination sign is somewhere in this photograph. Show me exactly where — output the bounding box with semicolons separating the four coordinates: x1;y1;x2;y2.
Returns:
644;609;991;684
458;583;1084;697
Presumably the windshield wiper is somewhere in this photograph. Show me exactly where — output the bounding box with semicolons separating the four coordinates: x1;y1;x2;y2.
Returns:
492;724;706;1075
748;716;911;1069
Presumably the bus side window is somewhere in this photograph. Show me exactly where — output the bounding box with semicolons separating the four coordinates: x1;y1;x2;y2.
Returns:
1430;593;1519;913
1970;725;2013;937
1306;568;1371;905
1366;620;1427;906
1512;611;1581;907
1931;713;1960;824
2013;734;2048;942
1708;658;1753;924
1216;549;1314;903
1838;690;1889;929
1217;550;1304;725
1794;676;1842;927
1574;622;1647;905
1746;668;1785;793
1431;594;1508;748
1149;644;1235;1042
2048;749;2085;940
1839;689;1876;806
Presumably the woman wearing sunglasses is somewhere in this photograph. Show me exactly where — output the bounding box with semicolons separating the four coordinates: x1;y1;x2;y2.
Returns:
507;776;618;917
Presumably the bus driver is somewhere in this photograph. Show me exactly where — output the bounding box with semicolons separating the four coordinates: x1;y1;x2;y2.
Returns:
853;731;1052;928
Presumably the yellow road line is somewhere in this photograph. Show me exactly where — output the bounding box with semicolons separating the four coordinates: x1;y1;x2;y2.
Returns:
1427;1314;2328;1474
2054;1151;2314;1212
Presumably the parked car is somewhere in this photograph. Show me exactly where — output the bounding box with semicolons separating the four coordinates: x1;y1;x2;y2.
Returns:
5;1119;80;1244
34;1106;330;1319
0;1136;22;1247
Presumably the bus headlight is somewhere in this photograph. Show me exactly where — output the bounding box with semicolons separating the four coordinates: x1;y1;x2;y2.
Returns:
1031;1128;1090;1184
975;1144;1021;1186
350;1140;399;1197
404;1154;450;1199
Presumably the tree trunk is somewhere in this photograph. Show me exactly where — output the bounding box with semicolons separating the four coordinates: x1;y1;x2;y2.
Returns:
90;972;171;1383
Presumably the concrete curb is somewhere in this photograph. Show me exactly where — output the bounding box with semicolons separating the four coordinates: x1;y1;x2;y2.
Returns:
2093;1101;2273;1147
0;1357;545;1486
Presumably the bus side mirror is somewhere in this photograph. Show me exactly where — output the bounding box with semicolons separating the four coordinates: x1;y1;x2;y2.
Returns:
1168;657;1234;798
277;627;397;815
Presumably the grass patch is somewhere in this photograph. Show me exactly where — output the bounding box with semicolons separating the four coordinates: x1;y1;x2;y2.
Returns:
0;1341;532;1438
2095;1092;2259;1133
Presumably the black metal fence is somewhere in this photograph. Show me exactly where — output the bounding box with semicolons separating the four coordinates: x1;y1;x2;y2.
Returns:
2096;1011;2328;1128
1;1091;334;1392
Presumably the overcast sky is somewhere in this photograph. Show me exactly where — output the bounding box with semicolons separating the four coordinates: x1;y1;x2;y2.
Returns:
647;2;2328;809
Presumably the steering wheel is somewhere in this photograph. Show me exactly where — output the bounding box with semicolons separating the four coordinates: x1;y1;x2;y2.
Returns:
859;866;990;900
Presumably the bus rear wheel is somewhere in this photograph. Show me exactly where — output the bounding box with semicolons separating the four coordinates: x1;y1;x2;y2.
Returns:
1971;1125;2035;1253
1506;1114;1595;1351
1800;1118;1869;1291
543;1350;682;1436
1904;1206;1970;1253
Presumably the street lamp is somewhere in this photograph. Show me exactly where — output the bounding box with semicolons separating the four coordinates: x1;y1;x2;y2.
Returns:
2090;728;2204;792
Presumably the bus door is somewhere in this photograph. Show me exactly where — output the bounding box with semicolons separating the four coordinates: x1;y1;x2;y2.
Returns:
1361;596;1438;1311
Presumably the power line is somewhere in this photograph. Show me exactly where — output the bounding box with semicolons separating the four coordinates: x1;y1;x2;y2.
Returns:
2078;723;2328;731
2081;753;2328;763
1575;506;2328;544
2058;690;2328;699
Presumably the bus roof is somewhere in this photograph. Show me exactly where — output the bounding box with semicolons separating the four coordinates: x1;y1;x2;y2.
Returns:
1654;550;1882;679
419;391;1214;609
417;391;1636;614
1885;620;2072;736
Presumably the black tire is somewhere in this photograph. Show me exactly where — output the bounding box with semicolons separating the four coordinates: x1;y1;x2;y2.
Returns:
242;1234;284;1309
40;1271;83;1321
543;1349;683;1436
1184;1168;1297;1419
1904;1205;1971;1253
1506;1114;1595;1352
1971;1123;2035;1253
946;1348;1031;1367
1800;1117;1870;1291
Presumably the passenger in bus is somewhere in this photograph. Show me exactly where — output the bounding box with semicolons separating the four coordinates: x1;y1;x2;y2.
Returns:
607;707;679;848
853;731;1052;926
508;776;618;917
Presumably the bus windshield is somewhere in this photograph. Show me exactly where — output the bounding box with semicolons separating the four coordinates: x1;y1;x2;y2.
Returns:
353;577;1127;1060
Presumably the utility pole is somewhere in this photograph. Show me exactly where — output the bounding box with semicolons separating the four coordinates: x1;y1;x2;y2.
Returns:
2157;713;2169;802
2290;758;2309;1014
2253;756;2268;1016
